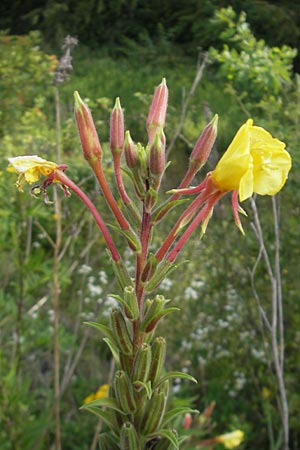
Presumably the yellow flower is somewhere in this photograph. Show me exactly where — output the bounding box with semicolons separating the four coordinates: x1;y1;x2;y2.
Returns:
94;384;109;399
211;119;292;202
216;430;244;449
7;155;58;191
83;383;109;404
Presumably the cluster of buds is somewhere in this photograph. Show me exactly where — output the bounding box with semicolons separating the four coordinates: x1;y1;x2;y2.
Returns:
8;77;291;449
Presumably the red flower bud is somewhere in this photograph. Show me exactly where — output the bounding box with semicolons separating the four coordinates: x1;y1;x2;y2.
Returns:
189;114;218;171
147;78;168;145
110;97;124;156
124;131;138;169
74;91;103;161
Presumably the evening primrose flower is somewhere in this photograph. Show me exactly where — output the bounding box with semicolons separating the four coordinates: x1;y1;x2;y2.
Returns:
215;429;244;449
166;119;292;247
7;155;60;191
211;119;291;202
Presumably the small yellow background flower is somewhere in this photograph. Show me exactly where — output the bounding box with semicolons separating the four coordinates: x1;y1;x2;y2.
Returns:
83;383;109;404
211;119;292;201
7;155;58;191
216;429;244;449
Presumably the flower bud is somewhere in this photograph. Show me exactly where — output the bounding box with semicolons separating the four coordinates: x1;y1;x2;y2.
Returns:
141;295;166;332
149;131;166;190
124;131;138;169
114;370;137;414
183;412;192;430
132;343;152;385
74;91;103;161
124;285;139;320
110;97;124;156
148;337;166;386
111;308;133;355
147;78;168;145
120;422;141;450
140;390;166;435
189;114;218;173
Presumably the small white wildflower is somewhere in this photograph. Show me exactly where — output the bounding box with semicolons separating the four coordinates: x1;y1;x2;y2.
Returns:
160;277;173;291
78;264;92;275
99;270;108;284
184;286;198;300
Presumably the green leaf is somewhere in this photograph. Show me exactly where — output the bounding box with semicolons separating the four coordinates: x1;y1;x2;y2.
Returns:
80;405;116;430
109;294;135;319
80;397;125;414
156;371;197;387
103;337;120;364
148;429;179;449
133;380;152;399
162;407;199;426
83;321;114;340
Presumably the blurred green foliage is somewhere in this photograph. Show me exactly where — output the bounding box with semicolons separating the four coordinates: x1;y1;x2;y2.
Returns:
0;6;300;450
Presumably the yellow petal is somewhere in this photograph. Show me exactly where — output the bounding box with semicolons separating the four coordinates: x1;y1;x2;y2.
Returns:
211;119;291;201
8;156;58;190
211;120;252;192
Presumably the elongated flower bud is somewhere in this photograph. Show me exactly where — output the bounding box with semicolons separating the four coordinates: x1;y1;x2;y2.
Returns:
114;370;137;414
147;78;168;145
132;343;152;385
124;130;138;169
120;422;141;450
74;91;103;161
140;390;166;434
142;295;166;332
111;308;133;355
189;114;218;173
124;286;139;320
110;97;124;156
148;336;166;385
149;130;166;190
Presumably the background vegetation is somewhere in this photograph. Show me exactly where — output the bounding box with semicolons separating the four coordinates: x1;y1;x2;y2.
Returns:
0;1;299;449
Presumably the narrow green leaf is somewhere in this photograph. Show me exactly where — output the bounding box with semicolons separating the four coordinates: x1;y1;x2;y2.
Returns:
81;406;115;429
156;371;197;387
148;429;179;449
109;294;135;318
83;321;114;341
80;397;125;415
162;407;199;426
133;380;152;399
103;337;120;364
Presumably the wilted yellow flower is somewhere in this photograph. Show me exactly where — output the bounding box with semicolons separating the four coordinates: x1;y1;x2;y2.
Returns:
83;383;109;404
7;155;58;191
211;119;292;202
215;430;244;449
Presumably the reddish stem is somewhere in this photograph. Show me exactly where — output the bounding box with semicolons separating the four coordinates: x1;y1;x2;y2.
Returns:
90;159;130;231
155;187;212;262
167;192;224;262
113;154;131;205
55;170;120;262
